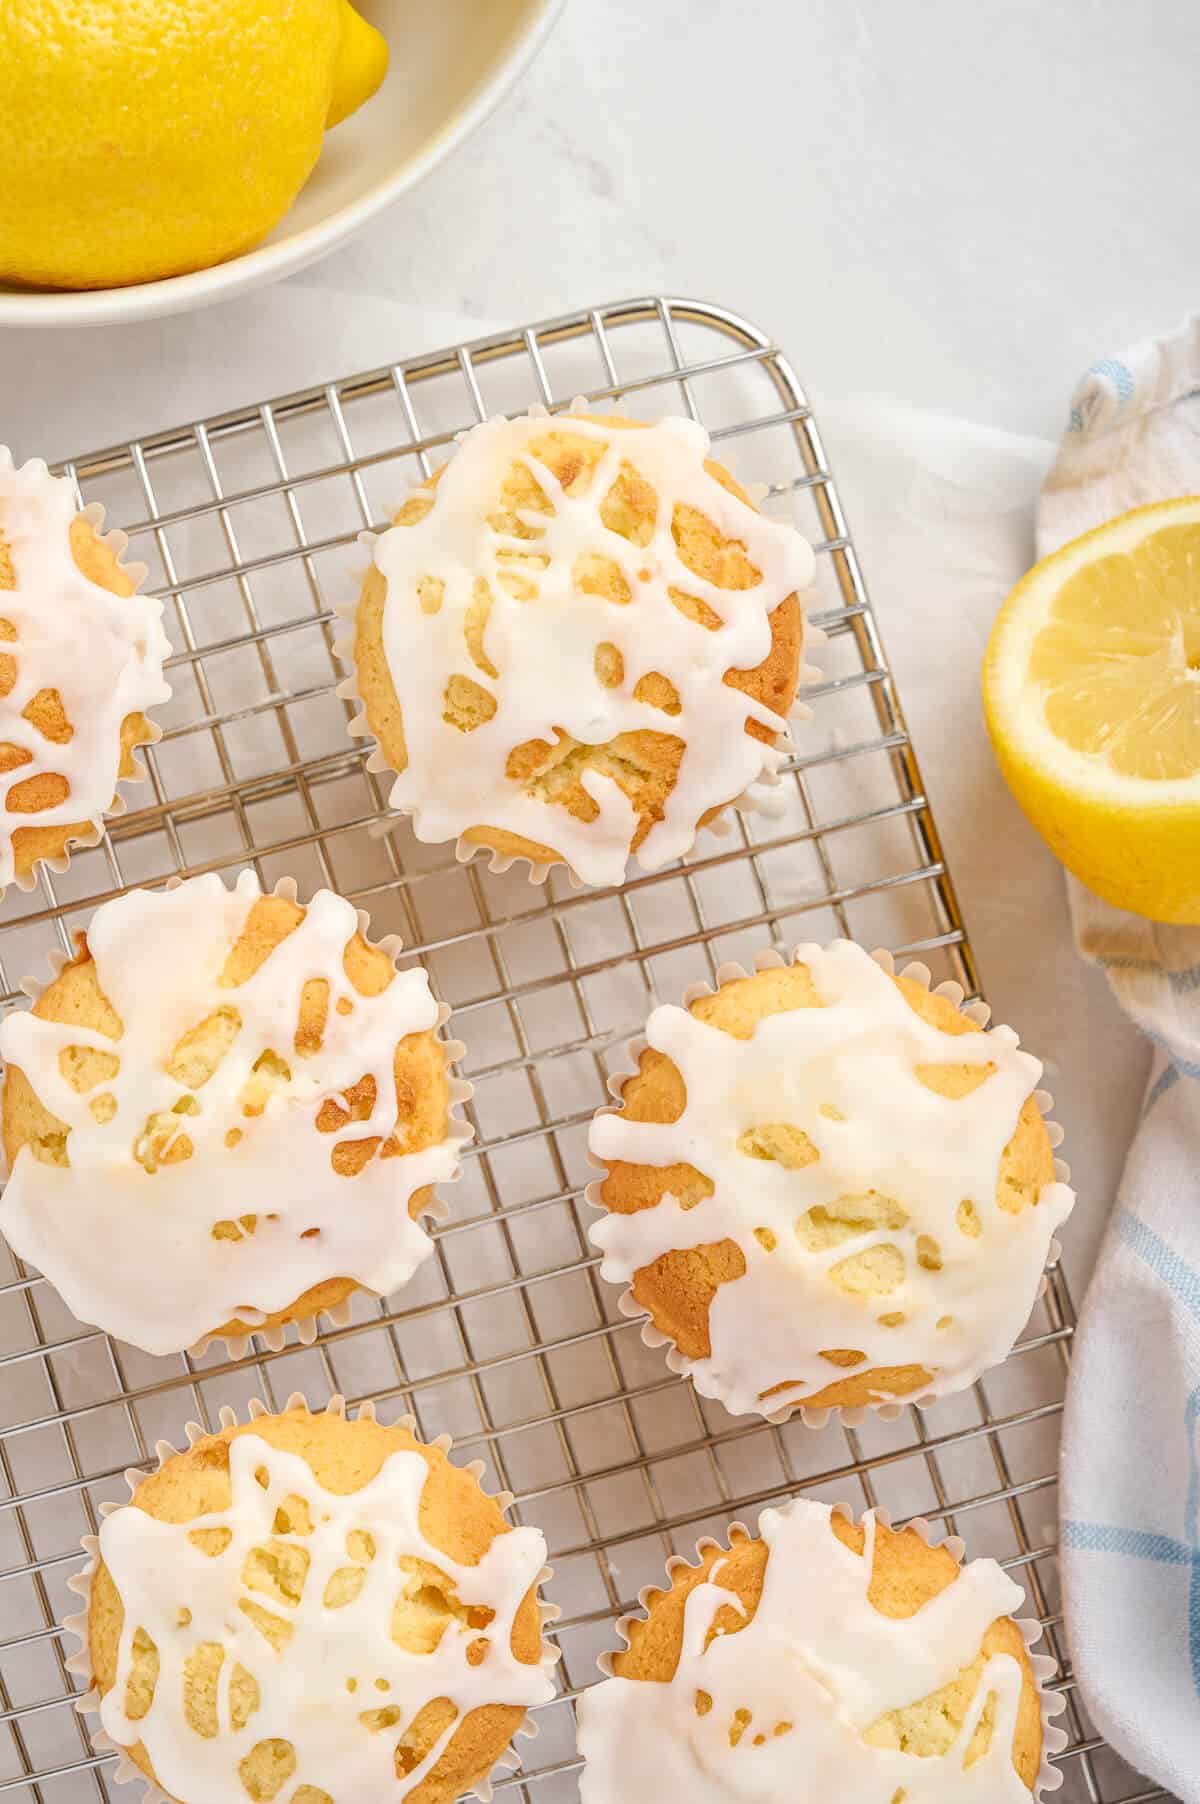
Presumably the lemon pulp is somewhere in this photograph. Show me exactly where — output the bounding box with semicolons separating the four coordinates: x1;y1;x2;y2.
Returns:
983;497;1200;923
1029;521;1200;779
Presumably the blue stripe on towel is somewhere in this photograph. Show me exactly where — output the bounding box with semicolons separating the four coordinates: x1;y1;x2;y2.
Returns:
1088;358;1137;403
1115;1212;1200;1324
1143;1065;1181;1118
1185;1389;1200;1692
1145;1031;1200;1083
1063;1388;1200;1695
1060;1519;1191;1563
1094;954;1200;996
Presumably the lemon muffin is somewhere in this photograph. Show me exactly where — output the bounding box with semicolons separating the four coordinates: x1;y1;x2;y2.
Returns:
349;411;813;888
77;1400;555;1804
577;1499;1048;1802
0;448;171;891
587;941;1074;1417
0;871;465;1354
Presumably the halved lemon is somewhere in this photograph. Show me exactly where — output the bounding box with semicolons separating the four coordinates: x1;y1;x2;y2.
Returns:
983;496;1200;923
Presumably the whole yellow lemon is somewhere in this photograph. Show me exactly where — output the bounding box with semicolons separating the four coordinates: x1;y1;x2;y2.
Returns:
0;0;388;290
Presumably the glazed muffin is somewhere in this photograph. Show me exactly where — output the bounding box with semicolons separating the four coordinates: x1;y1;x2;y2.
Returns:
349;411;813;888
588;941;1074;1417
0;871;465;1355
78;1401;555;1804
577;1499;1047;1801
0;448;171;891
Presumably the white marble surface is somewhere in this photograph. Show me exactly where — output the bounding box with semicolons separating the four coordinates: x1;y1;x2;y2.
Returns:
3;0;1196;1295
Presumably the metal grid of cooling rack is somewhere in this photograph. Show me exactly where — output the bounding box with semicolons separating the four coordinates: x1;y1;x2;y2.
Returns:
0;297;1159;1804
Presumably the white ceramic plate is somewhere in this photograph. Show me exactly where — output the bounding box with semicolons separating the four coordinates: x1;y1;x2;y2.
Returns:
0;0;562;329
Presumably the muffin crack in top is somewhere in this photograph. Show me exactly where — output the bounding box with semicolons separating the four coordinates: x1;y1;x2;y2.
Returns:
0;448;172;891
350;412;813;887
0;871;463;1354
588;941;1074;1416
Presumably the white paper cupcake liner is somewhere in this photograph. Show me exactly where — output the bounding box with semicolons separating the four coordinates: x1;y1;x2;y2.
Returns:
61;1389;560;1804
3;873;475;1360
0;451;168;898
594;1501;1067;1797
330;403;822;891
585;941;1075;1429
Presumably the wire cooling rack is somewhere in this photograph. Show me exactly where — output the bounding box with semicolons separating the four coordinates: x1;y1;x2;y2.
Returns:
0;297;1160;1804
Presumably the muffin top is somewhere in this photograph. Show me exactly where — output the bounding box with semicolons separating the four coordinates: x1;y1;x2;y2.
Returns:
86;1404;554;1804
0;872;460;1354
353;412;812;886
577;1499;1043;1802
588;942;1073;1416
0;449;171;889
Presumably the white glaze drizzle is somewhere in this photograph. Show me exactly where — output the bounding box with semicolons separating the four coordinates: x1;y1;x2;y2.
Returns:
0;872;460;1354
588;942;1074;1414
577;1500;1033;1803
98;1432;554;1804
0;448;171;888
366;413;814;887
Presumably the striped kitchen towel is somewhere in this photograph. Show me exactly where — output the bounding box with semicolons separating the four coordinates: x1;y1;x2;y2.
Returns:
1048;316;1200;1804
